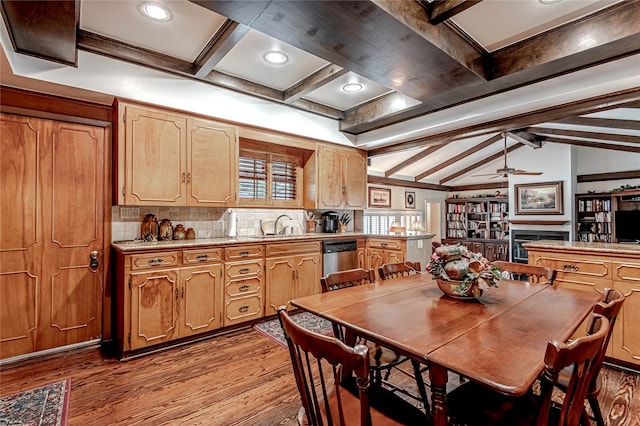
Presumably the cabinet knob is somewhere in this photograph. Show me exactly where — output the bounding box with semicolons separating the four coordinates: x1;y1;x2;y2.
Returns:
238;305;249;313
89;251;99;269
561;264;579;271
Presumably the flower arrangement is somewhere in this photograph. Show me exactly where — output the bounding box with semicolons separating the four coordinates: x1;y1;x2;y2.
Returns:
427;244;502;299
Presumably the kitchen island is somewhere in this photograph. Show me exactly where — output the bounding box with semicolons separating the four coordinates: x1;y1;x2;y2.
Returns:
525;240;640;367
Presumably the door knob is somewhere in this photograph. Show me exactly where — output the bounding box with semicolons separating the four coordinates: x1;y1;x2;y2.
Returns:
89;251;99;269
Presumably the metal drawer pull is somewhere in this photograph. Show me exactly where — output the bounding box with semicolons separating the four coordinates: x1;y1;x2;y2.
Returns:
148;258;165;266
239;251;249;257
239;285;250;292
239;305;249;313
561;264;579;271
239;268;250;274
195;254;210;261
380;243;387;247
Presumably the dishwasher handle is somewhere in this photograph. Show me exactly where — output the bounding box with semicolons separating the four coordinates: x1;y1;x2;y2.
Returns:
323;240;358;253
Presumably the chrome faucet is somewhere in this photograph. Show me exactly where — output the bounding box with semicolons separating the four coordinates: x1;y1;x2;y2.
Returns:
274;214;291;235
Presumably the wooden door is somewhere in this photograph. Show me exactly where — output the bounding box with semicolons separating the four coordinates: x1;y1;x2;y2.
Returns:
1;114;40;358
294;253;321;299
180;264;223;337
186;118;237;206
1;114;106;358
130;269;180;350
317;146;344;209
123;105;186;205
342;149;366;209
265;257;296;315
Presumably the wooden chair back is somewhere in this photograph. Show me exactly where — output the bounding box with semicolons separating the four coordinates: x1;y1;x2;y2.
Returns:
320;268;375;293
277;306;373;426
536;313;610;426
491;260;556;285
378;261;421;281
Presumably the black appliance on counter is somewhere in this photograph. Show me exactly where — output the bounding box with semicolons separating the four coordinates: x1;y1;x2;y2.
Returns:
321;211;339;233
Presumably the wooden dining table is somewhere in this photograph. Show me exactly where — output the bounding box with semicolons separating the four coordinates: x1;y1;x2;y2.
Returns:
290;272;600;426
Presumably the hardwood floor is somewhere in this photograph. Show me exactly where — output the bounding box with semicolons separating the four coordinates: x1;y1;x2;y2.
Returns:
0;328;300;425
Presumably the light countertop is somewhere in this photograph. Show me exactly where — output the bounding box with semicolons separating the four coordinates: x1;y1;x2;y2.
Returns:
523;240;640;256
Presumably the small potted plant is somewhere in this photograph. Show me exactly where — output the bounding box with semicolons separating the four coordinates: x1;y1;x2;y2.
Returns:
427;244;502;300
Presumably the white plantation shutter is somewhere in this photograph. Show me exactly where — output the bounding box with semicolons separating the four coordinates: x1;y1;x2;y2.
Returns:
238;149;300;206
239;151;267;204
271;157;297;201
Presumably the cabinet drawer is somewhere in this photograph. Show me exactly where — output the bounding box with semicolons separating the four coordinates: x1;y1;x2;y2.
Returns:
224;296;263;326
225;260;263;280
613;262;640;283
130;252;180;270
225;277;262;298
266;241;321;257
183;249;222;265
367;238;402;250
533;255;612;282
225;245;264;261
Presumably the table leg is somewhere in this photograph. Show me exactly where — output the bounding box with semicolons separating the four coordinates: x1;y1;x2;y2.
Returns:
429;364;448;426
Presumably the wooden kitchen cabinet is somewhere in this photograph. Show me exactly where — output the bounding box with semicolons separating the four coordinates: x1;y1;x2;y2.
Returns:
223;245;264;326
116;101;237;207
526;241;640;367
307;144;366;209
117;248;224;353
366;238;405;280
265;242;321;315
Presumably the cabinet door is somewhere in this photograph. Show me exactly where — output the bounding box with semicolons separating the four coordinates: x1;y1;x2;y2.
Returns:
317;146;344;209
342;150;366;208
612;262;640;364
265;258;296;315
180;264;223;338
485;243;508;262
366;249;385;275
383;250;404;265
130;269;180;350
295;253;321;299
187;118;237;206
123;105;187;205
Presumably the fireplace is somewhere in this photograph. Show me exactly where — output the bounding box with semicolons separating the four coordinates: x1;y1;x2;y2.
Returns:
511;230;570;263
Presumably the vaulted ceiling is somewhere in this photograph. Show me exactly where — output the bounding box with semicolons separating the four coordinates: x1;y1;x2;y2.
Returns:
1;0;639;189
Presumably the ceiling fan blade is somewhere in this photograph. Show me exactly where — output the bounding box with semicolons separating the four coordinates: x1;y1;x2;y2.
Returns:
489;174;507;179
471;173;500;177
512;170;543;175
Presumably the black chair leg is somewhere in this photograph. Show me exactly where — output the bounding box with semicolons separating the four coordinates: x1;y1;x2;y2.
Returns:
588;395;606;426
412;360;431;417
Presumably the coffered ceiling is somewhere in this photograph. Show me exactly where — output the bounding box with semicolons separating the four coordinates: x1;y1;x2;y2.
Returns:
1;0;639;189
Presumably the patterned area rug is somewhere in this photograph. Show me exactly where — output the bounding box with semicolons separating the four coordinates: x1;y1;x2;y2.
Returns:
0;378;70;426
253;311;333;347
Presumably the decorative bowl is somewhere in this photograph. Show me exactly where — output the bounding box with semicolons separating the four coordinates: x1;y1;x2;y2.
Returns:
436;278;482;300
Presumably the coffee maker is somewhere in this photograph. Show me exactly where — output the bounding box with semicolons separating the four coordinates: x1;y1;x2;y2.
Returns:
321;211;339;233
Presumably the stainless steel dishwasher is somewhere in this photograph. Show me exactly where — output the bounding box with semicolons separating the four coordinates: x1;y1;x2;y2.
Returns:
322;240;358;276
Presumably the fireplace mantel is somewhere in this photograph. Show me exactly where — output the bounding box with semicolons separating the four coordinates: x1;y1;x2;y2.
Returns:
509;220;569;225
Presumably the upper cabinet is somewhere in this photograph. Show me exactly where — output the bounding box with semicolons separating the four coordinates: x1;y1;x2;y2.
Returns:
306;145;367;210
115;101;238;206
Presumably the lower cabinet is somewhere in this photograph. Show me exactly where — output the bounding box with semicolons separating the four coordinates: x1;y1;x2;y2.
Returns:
442;239;509;261
527;244;640;366
366;238;405;280
265;242;322;315
117;249;223;353
223;245;264;326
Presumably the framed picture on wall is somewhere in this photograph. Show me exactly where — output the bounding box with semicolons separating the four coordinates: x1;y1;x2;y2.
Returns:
368;187;391;208
514;181;564;215
405;191;416;209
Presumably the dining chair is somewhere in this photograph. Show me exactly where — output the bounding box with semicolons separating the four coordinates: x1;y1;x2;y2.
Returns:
320;268;430;413
446;312;610;426
378;261;421;280
491;260;556;285
277;306;429;426
555;287;624;426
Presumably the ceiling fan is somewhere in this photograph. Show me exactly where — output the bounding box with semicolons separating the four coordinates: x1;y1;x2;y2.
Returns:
473;133;543;179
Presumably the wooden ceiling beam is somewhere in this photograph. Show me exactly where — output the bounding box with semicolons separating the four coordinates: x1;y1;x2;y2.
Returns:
418;0;483;25
368;175;450;191
384;143;448;177
415;133;502;181
544;136;640;153
194;20;250;78
507;131;543;148
341;92;423;134
577;170;640;183
559;116;640;131
490;0;640;78
283;64;348;103
526;126;640;144
439;144;523;184
368;88;640;156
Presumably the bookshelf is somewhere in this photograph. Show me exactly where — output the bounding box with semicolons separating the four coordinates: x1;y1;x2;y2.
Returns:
575;193;614;243
444;197;509;261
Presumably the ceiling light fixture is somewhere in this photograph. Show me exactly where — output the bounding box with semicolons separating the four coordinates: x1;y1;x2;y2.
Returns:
139;2;172;21
342;83;363;93
263;51;289;65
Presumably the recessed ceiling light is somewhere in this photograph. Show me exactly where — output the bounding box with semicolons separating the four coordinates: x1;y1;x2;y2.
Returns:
139;2;172;22
342;83;363;93
263;51;288;65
